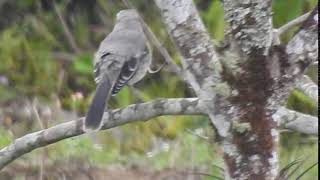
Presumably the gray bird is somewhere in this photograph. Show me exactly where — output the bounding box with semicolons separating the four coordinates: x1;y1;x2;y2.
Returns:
84;9;151;132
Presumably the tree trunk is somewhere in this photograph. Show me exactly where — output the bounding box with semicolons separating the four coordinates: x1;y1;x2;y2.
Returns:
154;0;317;179
0;0;317;178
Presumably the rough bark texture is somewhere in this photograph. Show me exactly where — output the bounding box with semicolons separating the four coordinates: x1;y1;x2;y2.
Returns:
154;0;230;137
274;107;318;135
296;75;318;104
0;0;318;178
221;1;280;179
153;0;318;179
0;98;202;170
275;7;319;104
286;7;318;77
224;0;273;55
0;98;315;171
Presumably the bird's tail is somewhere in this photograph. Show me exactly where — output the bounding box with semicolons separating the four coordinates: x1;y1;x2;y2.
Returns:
84;75;112;132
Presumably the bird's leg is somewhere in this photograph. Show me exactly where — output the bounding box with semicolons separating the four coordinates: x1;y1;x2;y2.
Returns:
148;61;166;74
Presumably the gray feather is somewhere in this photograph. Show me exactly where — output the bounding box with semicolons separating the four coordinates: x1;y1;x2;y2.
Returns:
84;9;151;132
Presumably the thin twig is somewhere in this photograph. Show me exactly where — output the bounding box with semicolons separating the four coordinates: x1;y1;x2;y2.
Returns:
32;99;44;130
148;63;166;74
277;12;312;35
273;11;312;45
53;2;81;54
32;99;45;180
57;70;65;94
52;51;76;62
185;128;210;142
121;0;182;75
142;22;182;75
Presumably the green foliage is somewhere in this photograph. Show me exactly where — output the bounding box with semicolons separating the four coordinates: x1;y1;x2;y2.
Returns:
40;128;216;169
0;127;12;147
280;133;318;179
272;0;318;42
0;27;59;97
49;135;121;165
201;0;224;41
72;54;93;75
0;0;317;178
273;0;305;28
0;86;18;102
287;90;317;115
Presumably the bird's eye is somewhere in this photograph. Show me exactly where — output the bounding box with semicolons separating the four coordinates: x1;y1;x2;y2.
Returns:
101;53;110;59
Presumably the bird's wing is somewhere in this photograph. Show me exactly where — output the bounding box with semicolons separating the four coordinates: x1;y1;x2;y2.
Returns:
111;56;138;95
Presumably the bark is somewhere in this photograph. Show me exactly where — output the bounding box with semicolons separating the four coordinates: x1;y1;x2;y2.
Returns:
0;98;315;171
221;1;279;179
286;7;318;77
0;98;202;170
296;75;318;104
154;0;231;139
223;0;273;55
154;0;317;179
274;107;318;135
274;7;319;104
276;12;311;36
0;0;318;178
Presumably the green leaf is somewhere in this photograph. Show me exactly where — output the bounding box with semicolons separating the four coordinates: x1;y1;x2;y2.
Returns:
72;54;93;75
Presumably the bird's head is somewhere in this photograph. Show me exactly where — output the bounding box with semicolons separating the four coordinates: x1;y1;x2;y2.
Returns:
116;9;139;22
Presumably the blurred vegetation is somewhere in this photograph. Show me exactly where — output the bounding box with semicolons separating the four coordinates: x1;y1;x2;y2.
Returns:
0;0;318;179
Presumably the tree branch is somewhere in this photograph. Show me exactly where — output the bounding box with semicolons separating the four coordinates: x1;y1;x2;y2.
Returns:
153;0;231;137
154;0;221;94
274;5;318;106
285;6;318;77
0;98;202;170
0;97;317;170
277;12;312;35
296;75;318;104
51;51;76;63
273;107;318;135
53;1;81;54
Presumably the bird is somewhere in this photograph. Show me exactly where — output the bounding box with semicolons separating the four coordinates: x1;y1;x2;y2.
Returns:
84;9;151;132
